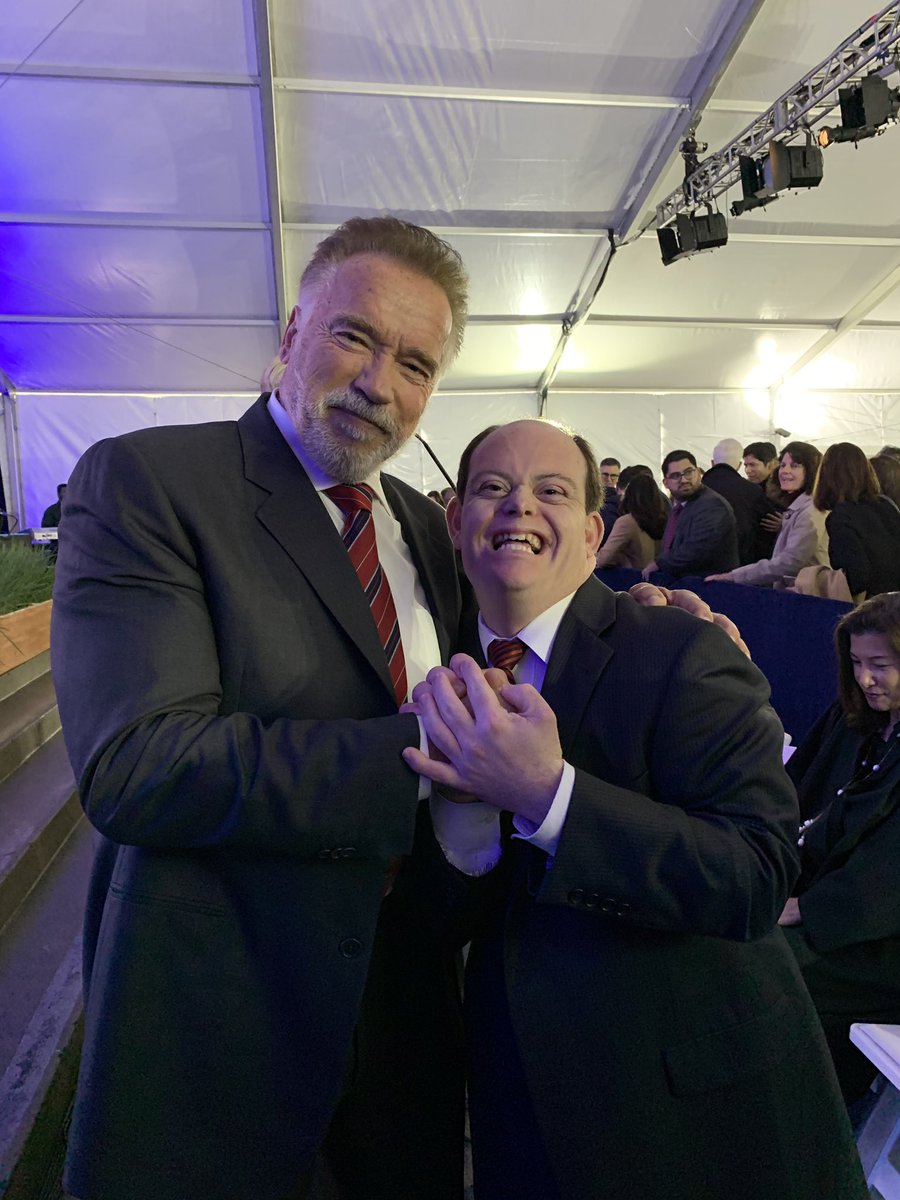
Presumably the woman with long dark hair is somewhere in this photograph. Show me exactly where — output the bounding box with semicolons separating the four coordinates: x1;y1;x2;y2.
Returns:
706;440;828;587
778;591;900;1106
813;442;900;599
595;473;668;569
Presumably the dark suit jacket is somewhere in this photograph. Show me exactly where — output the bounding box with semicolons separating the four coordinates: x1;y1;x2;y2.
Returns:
702;462;772;564
655;484;738;578
826;495;900;597
785;702;900;1007
463;579;865;1200
51;396;465;1200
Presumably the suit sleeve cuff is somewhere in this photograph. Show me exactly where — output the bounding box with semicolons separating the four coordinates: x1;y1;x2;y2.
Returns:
511;761;575;860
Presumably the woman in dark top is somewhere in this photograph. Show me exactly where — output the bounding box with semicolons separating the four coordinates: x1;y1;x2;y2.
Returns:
813;442;900;599
779;591;900;1104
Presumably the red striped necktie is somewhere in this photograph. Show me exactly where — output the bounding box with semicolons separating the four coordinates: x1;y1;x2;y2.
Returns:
487;637;527;683
325;484;408;706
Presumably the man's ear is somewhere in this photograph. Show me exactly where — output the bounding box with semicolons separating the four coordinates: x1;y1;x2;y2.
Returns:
278;306;300;363
586;511;603;556
446;494;463;549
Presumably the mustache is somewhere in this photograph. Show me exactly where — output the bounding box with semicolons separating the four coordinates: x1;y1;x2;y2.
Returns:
324;389;398;436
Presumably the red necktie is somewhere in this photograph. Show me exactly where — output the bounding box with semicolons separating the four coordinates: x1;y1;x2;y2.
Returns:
661;502;684;553
325;484;408;706
487;637;527;683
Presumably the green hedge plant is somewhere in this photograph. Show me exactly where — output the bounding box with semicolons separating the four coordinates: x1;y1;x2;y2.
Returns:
0;543;55;616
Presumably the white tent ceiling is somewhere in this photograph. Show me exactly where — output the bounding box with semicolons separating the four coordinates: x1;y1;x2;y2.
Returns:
3;0;900;523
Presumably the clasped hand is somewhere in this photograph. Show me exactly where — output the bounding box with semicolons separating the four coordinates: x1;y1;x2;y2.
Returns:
401;655;564;825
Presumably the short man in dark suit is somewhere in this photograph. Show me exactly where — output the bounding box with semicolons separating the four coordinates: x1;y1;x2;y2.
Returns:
642;448;738;579
703;436;771;564
52;217;472;1200
405;419;866;1200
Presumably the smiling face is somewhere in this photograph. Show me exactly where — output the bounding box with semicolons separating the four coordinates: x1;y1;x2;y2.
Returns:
277;253;452;481
850;631;900;718
778;452;806;495
447;421;603;635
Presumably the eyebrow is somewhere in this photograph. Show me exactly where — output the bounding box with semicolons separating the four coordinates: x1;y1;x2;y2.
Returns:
473;469;581;490
331;313;440;376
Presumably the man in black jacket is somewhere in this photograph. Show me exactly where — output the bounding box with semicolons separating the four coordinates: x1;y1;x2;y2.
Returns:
703;438;771;565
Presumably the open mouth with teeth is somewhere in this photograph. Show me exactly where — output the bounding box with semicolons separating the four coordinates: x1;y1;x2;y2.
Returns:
492;533;543;554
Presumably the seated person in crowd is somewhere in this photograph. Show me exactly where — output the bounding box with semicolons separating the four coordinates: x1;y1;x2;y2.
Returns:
706;441;828;588
813;442;900;600
871;452;900;509
642;450;738;580
778;591;900;1107
703;438;772;565
596;473;667;570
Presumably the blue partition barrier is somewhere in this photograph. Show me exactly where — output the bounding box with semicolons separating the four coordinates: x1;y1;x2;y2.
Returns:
595;568;852;746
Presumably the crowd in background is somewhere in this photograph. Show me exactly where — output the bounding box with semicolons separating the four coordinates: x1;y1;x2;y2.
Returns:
584;439;900;601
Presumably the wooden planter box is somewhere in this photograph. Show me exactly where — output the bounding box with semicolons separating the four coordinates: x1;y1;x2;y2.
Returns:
0;600;52;676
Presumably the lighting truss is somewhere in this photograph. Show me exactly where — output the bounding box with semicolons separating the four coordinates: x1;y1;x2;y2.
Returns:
655;1;900;228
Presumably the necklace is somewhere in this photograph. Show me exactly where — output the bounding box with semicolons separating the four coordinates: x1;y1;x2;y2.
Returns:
798;719;900;847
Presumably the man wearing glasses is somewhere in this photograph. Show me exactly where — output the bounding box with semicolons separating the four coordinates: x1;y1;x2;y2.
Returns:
642;449;738;580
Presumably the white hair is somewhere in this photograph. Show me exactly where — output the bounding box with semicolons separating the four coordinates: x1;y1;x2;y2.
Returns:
712;438;743;468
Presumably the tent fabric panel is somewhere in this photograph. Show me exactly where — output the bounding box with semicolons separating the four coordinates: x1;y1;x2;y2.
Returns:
283;229;601;317
794;329;900;392
275;91;675;228
386;392;539;492
558;323;823;390
271;0;734;96
16;392;257;527
1;226;277;319
1;77;268;221
442;324;559;389
595;236;898;324
0;323;278;391
1;0;257;74
549;393;667;475
771;391;888;451
711;0;886;104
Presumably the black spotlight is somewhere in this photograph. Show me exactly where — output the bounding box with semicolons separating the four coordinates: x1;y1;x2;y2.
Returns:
767;137;824;189
657;208;728;266
818;74;900;146
730;155;777;216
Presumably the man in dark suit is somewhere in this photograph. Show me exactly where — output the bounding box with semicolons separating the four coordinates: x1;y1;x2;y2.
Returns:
702;437;771;564
642;448;738;580
51;218;471;1200
405;419;866;1200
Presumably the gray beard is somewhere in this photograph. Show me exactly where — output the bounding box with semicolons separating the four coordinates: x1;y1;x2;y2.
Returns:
288;386;410;483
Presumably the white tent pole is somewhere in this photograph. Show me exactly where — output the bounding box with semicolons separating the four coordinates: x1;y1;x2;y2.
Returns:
0;372;26;532
253;0;289;331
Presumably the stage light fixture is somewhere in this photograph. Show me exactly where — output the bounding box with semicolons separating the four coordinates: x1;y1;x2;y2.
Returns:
818;73;900;146
731;136;823;216
657;208;728;266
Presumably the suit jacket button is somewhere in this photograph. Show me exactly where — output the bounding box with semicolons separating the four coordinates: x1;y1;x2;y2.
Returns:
317;849;332;861
331;847;344;860
585;893;600;909
340;847;356;858
567;889;586;907
616;901;631;917
600;898;617;915
339;938;362;959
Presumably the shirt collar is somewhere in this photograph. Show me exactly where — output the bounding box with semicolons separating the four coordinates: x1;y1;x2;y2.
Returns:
478;591;577;666
268;393;390;509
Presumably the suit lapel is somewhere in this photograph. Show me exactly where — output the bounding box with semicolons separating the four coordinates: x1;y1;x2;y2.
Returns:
238;396;396;700
541;577;617;757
